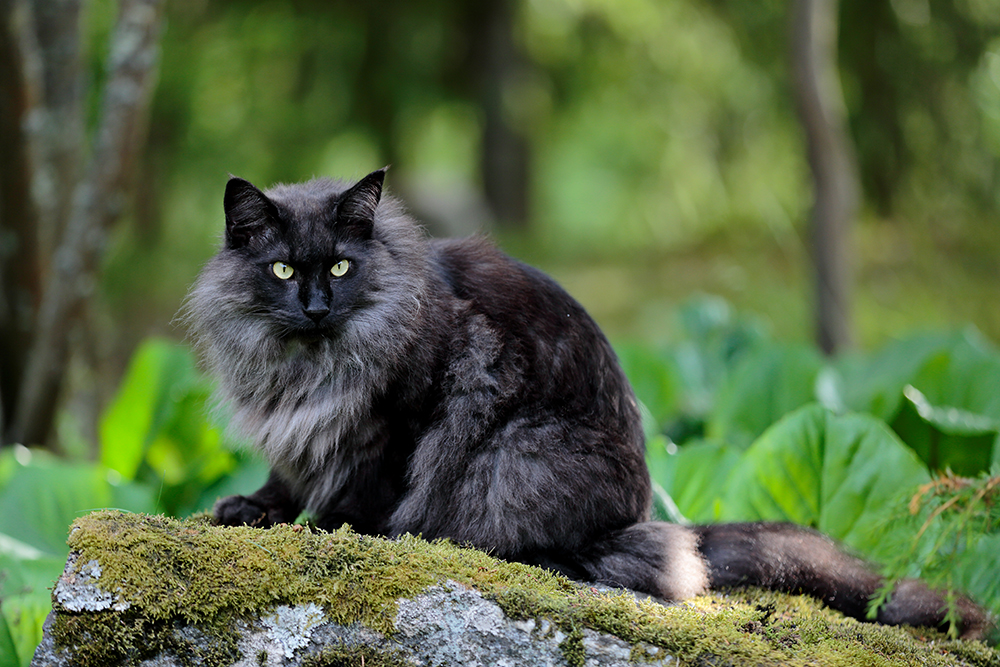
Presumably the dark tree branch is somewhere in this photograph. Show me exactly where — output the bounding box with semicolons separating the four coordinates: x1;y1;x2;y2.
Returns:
9;0;165;446
791;0;860;355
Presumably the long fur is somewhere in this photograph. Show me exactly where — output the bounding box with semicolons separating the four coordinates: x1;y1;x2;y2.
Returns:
186;176;433;509
186;170;988;640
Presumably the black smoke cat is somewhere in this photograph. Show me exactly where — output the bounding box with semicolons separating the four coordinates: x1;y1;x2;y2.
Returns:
187;168;986;638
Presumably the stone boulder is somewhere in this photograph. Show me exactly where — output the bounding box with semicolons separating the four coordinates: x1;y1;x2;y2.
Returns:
30;511;999;667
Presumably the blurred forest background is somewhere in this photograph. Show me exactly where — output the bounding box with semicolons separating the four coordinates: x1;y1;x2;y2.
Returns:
3;0;1000;452
4;0;1000;660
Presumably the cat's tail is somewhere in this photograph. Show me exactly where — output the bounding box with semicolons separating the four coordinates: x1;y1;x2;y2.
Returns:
560;521;989;640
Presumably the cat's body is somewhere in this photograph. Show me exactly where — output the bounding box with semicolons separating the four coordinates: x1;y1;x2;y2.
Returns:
188;169;986;638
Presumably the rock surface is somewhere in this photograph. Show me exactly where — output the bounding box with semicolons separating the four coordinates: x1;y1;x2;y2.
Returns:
29;512;1000;667
33;581;668;667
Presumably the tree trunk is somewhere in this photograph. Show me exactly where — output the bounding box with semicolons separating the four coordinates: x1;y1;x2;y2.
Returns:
0;0;44;439
29;0;86;264
5;0;165;447
474;0;531;230
791;0;859;355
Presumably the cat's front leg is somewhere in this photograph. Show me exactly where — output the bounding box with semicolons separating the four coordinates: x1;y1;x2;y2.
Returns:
214;470;302;528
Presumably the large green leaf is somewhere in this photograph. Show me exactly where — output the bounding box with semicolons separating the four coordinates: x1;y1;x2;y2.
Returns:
0;533;62;667
907;328;1000;422
0;534;62;597
646;437;741;523
719;404;931;552
0;449;160;666
831;328;1000;425
707;342;823;450
890;385;998;475
616;345;678;429
99;338;203;480
0;450;111;555
830;332;961;421
0;612;19;667
0;600;47;667
0;449;157;556
666;296;768;419
99;338;238;516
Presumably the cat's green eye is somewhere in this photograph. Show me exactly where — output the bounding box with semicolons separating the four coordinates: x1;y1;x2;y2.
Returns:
330;259;350;277
272;261;294;280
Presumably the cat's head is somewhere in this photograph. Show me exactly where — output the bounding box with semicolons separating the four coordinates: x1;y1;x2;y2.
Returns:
186;168;431;388
217;167;393;339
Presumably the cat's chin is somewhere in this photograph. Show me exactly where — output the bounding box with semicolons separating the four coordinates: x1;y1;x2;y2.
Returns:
281;329;336;353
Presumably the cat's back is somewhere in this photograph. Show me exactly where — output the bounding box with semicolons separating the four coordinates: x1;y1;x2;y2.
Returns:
427;236;638;428
429;236;595;339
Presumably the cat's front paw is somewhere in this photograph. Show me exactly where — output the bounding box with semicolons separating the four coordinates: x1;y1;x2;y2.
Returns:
214;494;276;528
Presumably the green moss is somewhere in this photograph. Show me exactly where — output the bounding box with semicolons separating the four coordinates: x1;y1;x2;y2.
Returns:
50;511;1000;667
52;612;167;665
298;643;410;667
51;610;239;666
558;625;586;667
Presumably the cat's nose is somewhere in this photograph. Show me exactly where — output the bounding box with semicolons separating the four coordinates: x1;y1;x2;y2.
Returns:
303;306;329;323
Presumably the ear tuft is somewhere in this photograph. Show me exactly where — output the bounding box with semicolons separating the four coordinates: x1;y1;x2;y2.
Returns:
224;177;280;249
335;168;387;236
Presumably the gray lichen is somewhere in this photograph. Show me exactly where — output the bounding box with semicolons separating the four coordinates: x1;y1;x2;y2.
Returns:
392;581;658;666
260;603;326;658
52;553;130;612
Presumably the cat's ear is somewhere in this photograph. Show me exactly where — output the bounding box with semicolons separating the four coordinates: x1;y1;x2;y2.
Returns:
334;168;387;237
224;177;281;249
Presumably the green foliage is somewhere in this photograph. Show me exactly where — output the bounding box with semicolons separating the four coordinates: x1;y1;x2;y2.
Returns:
616;295;768;442
0;531;63;667
720;405;931;550
891;386;999;476
613;346;678;430
99;338;263;516
0;614;18;667
646;438;740;524
0;449;153;555
828;332;965;421
706;343;823;450
870;473;1000;633
0;446;158;666
622;299;1000;633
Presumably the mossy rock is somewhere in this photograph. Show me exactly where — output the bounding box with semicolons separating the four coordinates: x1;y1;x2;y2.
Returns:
29;511;999;666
